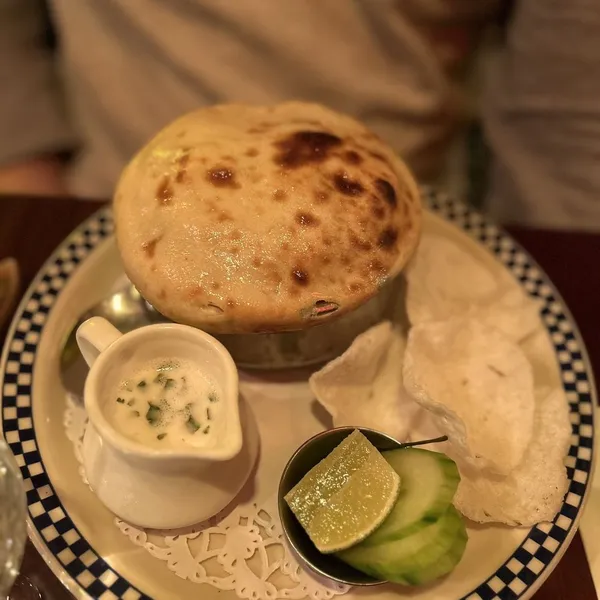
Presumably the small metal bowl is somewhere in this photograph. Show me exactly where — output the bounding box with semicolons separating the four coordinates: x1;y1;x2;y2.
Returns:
277;427;402;587
278;427;448;586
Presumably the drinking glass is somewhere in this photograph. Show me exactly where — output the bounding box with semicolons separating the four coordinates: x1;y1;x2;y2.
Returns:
0;439;27;597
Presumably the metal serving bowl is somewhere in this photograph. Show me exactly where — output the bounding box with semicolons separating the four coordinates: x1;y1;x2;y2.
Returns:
277;427;402;586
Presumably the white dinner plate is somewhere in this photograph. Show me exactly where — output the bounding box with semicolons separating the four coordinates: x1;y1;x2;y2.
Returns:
0;189;596;600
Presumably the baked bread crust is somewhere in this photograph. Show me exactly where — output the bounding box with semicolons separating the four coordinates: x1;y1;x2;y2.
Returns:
114;102;422;333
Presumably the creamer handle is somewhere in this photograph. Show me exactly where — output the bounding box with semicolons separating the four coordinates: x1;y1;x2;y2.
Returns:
76;316;123;367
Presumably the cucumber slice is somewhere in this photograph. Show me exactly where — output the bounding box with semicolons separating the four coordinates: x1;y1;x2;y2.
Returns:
334;449;466;585
364;448;460;545
337;506;467;585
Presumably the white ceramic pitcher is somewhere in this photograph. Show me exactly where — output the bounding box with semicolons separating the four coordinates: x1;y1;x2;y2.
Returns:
76;316;259;529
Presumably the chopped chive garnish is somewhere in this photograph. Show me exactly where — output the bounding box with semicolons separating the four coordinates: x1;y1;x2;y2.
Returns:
157;433;167;440
186;415;201;434
137;380;146;388
146;402;161;425
206;407;211;421
127;399;135;406
164;378;176;390
208;392;218;403
203;426;210;434
116;397;125;404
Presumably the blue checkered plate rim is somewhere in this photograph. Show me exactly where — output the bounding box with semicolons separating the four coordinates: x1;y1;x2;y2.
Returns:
0;188;596;600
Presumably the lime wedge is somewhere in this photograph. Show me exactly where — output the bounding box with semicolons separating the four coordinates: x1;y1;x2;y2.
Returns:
285;430;401;553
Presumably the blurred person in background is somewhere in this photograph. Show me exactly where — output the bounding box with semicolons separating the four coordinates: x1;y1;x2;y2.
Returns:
0;0;598;230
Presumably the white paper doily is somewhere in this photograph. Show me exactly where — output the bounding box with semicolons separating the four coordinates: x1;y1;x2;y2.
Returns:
63;373;350;600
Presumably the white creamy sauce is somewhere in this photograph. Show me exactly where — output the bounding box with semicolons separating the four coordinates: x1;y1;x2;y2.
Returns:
104;358;221;449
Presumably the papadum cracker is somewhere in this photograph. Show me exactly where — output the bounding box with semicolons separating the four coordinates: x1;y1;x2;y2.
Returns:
403;317;535;475
309;321;423;441
521;327;563;391
454;387;570;525
406;233;541;342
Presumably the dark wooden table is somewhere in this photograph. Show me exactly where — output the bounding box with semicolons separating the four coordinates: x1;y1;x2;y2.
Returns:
0;194;598;600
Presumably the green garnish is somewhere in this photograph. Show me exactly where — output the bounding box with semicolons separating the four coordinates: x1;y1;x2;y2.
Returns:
116;397;125;404
203;426;210;435
137;380;146;388
157;433;167;440
164;378;176;390
186;415;201;434
146;402;162;426
127;399;135;406
208;392;218;403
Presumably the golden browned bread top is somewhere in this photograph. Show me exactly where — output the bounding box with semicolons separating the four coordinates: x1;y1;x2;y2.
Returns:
114;102;422;333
